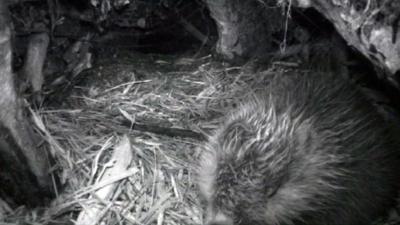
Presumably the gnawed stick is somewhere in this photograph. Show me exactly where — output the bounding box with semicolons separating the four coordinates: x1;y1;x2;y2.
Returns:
20;32;49;94
76;135;135;225
120;119;206;141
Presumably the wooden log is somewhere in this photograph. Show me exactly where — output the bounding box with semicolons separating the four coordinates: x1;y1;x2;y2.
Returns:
0;1;52;207
206;0;400;77
20;32;50;94
204;0;279;63
291;0;400;75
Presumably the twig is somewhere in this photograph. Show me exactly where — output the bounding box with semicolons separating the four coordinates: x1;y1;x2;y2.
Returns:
120;119;206;141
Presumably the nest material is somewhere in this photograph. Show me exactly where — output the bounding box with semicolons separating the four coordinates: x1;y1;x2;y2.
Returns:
0;50;286;224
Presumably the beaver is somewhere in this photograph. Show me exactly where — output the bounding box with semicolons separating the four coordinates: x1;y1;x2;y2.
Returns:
197;72;400;225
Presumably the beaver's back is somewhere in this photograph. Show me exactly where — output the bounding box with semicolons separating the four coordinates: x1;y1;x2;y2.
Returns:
198;73;400;225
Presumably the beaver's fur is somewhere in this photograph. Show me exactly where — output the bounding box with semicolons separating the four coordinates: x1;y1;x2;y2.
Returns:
198;73;400;225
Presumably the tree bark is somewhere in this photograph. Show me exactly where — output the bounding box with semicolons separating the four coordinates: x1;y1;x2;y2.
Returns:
291;0;400;75
0;1;52;207
204;0;280;63
206;0;400;76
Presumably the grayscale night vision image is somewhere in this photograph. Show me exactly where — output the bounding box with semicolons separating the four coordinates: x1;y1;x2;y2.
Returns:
0;0;400;225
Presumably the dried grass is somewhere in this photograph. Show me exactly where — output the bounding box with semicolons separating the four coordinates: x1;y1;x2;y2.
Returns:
0;52;286;225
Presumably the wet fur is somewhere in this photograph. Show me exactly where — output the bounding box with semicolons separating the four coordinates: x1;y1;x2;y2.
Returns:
198;73;400;225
